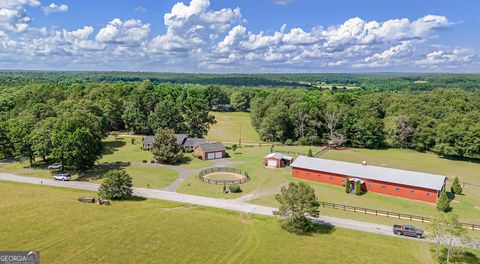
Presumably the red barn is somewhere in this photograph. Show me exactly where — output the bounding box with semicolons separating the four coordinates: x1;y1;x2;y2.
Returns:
290;156;446;203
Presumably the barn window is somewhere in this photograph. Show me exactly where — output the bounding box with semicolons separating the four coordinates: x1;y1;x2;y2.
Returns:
367;183;373;188
306;172;310;176
329;176;333;180
426;193;431;197
318;174;321;177
381;185;386;189
395;188;400;191
410;190;416;194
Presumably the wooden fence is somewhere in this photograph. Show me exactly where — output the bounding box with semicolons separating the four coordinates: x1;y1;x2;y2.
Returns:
199;167;250;185
319;201;480;231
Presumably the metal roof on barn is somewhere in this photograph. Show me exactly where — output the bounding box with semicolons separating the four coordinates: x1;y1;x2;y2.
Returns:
290;156;446;191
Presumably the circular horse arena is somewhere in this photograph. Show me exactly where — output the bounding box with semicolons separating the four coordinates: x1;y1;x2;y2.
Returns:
199;167;250;185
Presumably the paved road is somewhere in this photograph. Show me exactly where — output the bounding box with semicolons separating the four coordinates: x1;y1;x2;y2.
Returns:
1;172;478;249
0;172;413;238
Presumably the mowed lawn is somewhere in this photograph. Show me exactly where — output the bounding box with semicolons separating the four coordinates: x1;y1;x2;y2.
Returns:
179;145;480;224
0;181;441;264
207;111;262;143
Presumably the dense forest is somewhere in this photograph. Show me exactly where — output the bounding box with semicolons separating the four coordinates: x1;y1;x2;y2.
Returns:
1;71;480;92
0;72;479;173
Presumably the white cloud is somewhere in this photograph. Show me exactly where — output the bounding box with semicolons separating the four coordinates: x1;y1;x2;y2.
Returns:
0;0;475;72
96;18;150;46
134;6;147;13
273;0;296;6
42;3;68;15
416;49;474;67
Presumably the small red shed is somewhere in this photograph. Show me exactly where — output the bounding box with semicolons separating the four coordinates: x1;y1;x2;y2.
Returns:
264;153;294;168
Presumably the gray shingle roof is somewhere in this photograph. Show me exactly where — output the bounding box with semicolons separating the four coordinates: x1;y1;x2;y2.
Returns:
196;142;226;153
265;153;293;160
174;134;188;145
142;136;155;145
183;137;206;148
290;156;446;191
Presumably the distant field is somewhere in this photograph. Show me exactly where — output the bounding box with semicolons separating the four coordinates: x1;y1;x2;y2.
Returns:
207;111;262;143
322;148;480;183
0;181;445;264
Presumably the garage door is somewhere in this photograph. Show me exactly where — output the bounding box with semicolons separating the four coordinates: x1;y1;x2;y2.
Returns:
214;152;223;159
267;159;277;167
207;153;215;160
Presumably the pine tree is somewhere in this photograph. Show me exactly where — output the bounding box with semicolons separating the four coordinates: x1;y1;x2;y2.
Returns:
436;190;451;212
451;177;463;195
345;178;350;193
307;148;313;157
355;180;362;195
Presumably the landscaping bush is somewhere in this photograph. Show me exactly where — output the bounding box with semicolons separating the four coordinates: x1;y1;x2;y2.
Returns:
355;180;363;195
228;184;242;193
307;148;313;157
98;170;133;200
345;178;350;193
436;190;451;212
451;177;463;195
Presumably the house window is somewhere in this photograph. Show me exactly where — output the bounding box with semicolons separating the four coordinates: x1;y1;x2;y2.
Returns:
367;184;373;188
395;188;400;191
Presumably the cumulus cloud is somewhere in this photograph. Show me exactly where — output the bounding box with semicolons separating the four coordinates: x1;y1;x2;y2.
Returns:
273;0;296;6
416;49;475;67
96;18;150;46
0;0;40;32
42;3;68;15
0;0;476;72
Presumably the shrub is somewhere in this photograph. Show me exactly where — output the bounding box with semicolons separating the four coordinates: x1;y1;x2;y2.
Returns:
98;170;133;200
355;180;363;195
436;190;451;212
223;185;227;193
345;178;350;193
150;160;155;163
142;160;147;163
451;177;463;195
285;139;294;146
307;148;313;157
131;138;135;145
232;144;238;152
228;184;242;193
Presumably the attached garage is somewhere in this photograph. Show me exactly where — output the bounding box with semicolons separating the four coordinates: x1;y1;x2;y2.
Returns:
194;142;227;160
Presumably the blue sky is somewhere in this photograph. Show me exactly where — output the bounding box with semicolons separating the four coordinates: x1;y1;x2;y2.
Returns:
1;0;479;72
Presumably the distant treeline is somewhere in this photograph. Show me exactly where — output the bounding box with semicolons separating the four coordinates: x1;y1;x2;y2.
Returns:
1;71;480;91
0;76;479;165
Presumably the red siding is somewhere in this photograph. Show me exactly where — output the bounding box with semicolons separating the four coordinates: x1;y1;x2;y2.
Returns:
292;167;440;203
194;147;225;160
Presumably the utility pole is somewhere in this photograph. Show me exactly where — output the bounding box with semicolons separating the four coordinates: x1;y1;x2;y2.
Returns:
239;125;242;147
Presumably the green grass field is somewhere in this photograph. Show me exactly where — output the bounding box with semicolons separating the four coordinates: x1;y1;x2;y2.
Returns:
178;145;480;224
207;111;262;143
101;135;153;163
0;181;453;264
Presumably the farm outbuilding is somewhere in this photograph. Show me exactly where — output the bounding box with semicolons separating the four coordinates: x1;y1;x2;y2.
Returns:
290;156;447;203
194;142;226;160
264;153;293;168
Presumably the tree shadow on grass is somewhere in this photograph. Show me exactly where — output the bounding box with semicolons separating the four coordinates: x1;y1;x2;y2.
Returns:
177;155;194;165
281;218;336;236
102;140;126;155
129;196;147;202
76;162;130;181
449;251;480;264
